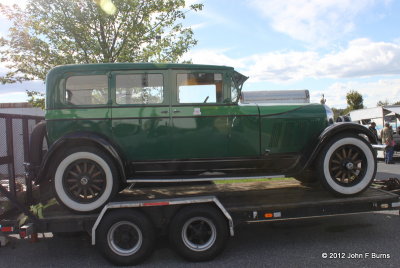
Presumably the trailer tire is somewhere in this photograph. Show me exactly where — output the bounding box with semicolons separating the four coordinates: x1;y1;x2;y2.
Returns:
317;134;376;196
169;204;228;262
97;209;155;266
53;146;119;212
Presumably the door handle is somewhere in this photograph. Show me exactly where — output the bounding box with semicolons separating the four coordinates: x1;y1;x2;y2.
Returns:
173;109;181;113
160;110;169;114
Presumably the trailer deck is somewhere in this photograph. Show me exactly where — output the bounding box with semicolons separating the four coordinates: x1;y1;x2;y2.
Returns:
1;179;399;265
2;180;399;233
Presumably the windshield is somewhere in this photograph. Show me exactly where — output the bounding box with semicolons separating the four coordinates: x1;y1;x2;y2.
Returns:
231;71;248;103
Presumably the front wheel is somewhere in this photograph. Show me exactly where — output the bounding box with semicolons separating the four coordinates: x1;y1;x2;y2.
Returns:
53;147;119;212
317;134;376;196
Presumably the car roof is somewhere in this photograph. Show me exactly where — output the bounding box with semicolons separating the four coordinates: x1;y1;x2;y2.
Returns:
47;63;234;76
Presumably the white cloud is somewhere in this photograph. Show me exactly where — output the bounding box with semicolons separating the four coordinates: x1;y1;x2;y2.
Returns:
245;51;319;82
184;48;249;68
249;0;390;46
319;39;400;78
311;79;400;108
186;39;400;109
188;39;400;83
189;22;208;30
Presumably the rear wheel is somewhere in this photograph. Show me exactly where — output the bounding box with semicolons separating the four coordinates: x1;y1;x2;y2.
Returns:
169;205;228;262
317;134;376;196
53;147;119;212
97;209;155;265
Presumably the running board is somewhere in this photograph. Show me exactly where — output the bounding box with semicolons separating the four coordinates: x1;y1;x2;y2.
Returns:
126;174;286;183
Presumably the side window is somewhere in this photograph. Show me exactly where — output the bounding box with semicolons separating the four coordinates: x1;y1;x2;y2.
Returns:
65;75;108;105
116;74;163;104
177;73;223;103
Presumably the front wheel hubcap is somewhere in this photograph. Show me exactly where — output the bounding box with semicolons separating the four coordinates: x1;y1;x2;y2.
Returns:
345;162;354;170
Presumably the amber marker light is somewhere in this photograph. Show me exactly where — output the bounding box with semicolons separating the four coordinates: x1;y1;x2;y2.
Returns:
264;213;274;218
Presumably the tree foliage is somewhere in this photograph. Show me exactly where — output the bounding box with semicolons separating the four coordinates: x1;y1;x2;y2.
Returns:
26;90;45;109
346;90;364;111
331;107;352;120
377;99;400;106
0;0;203;84
377;99;389;106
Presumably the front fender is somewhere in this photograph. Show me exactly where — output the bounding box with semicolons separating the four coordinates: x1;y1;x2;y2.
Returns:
303;122;377;169
36;131;127;184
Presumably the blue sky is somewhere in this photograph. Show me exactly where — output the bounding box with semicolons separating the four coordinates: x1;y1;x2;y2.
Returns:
1;0;400;108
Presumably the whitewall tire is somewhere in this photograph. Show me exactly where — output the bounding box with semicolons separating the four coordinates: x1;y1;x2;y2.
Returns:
318;135;376;196
53;148;118;212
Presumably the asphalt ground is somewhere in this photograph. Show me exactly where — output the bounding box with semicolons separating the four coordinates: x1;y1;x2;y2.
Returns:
1;160;399;268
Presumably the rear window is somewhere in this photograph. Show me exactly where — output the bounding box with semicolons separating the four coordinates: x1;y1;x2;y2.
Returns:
65;75;108;105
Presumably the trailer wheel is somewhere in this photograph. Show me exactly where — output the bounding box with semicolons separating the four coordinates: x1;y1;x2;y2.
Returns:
97;209;155;266
53;146;119;212
169;205;228;262
317;134;376;196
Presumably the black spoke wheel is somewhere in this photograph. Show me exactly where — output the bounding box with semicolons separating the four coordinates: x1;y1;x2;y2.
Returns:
318;134;376;196
63;159;106;203
97;209;155;266
169;205;228;262
328;145;367;187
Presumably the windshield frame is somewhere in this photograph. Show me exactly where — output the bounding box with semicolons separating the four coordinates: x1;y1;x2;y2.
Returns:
231;71;248;103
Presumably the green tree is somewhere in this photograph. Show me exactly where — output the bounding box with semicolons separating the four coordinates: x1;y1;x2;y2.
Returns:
26;90;45;109
0;0;203;108
346;90;364;111
331;107;349;119
377;99;389;106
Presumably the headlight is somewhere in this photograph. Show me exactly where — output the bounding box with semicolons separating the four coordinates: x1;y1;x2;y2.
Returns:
324;105;334;124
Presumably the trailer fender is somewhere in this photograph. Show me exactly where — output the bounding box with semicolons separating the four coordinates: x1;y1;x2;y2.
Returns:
91;196;234;246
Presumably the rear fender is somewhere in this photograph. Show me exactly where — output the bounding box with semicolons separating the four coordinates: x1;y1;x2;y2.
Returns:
36;132;127;184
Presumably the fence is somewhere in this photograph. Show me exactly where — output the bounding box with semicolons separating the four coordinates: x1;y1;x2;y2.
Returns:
0;113;44;205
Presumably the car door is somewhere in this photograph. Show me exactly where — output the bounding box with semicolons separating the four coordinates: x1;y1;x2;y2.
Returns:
169;70;231;159
111;70;172;161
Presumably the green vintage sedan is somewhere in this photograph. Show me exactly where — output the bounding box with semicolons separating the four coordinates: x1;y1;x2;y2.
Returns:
27;63;377;212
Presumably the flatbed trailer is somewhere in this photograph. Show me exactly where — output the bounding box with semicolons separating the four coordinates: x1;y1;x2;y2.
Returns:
1;180;400;265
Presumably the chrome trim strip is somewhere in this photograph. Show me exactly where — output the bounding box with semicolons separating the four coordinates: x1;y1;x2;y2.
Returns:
126;175;285;183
